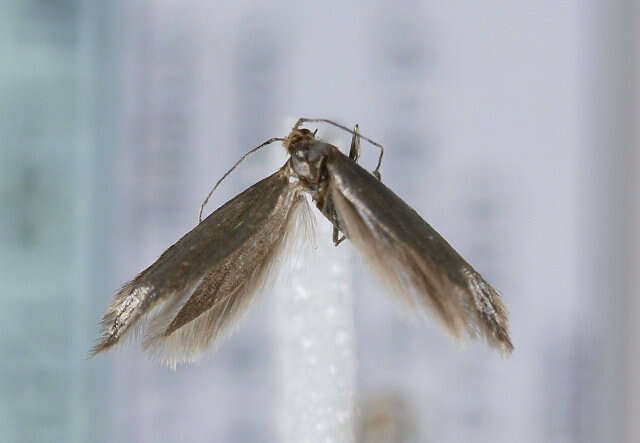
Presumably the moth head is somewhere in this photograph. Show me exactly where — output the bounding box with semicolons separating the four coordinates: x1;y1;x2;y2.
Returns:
283;128;316;154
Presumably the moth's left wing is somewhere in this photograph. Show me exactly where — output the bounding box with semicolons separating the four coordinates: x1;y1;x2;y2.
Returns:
326;146;513;354
92;166;312;365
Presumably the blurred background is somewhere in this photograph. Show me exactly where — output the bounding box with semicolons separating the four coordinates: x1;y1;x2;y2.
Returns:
1;1;638;442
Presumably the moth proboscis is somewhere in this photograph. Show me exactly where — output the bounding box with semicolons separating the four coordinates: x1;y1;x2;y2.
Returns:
92;118;513;367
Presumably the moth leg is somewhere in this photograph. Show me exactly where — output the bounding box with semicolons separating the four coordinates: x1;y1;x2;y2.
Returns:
315;192;348;246
328;202;347;246
349;123;382;181
372;132;382;182
333;226;346;245
348;124;361;162
329;204;348;246
372;139;383;182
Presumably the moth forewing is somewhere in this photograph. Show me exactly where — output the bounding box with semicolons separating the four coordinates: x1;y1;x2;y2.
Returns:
92;165;312;365
325;146;513;354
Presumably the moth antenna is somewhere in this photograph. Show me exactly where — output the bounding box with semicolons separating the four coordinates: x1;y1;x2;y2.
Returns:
293;117;385;177
199;137;285;222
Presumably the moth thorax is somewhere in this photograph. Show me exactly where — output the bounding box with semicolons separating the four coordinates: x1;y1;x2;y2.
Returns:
289;142;330;185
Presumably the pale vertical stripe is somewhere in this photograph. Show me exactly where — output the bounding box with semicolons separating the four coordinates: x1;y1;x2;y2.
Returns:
273;146;356;443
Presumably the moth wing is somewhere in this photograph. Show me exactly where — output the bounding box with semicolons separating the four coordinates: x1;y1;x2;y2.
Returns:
326;148;513;354
92;166;312;366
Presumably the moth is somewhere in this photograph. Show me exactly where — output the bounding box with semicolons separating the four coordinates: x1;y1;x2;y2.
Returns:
92;118;513;365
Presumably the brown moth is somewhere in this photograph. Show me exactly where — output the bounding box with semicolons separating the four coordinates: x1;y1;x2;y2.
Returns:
92;118;513;366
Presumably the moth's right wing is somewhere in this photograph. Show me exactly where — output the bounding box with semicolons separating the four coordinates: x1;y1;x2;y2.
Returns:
326;146;513;354
92;165;312;366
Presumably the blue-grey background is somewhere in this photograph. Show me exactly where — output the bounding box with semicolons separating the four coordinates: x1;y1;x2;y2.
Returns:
1;1;637;442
